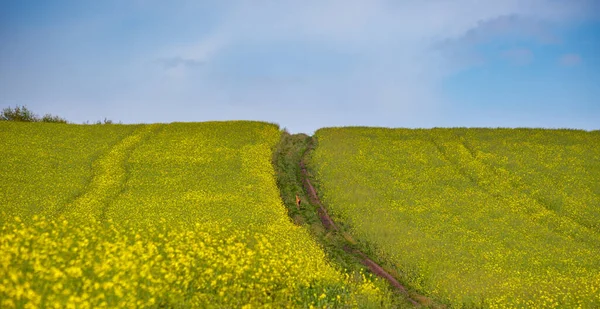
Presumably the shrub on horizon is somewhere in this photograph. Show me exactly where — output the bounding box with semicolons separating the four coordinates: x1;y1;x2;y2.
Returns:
1;105;68;123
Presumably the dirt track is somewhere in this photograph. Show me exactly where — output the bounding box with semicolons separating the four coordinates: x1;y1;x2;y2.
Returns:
299;156;420;306
299;160;338;231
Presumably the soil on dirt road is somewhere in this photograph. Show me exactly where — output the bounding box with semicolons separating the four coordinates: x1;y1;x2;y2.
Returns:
299;151;421;307
299;161;338;231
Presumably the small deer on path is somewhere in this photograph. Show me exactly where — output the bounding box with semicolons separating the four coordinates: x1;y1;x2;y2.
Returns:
295;194;301;210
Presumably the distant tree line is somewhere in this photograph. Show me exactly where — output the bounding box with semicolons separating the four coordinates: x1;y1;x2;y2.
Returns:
1;105;119;124
1;105;68;123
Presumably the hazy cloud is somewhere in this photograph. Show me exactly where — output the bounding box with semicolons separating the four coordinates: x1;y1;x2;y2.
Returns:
155;57;204;69
502;48;534;65
448;15;561;46
559;53;583;66
146;0;596;131
2;0;599;132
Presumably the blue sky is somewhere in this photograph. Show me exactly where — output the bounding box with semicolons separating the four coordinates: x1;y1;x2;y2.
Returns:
1;0;599;133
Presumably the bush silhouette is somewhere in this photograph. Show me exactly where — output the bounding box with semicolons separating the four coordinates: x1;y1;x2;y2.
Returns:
1;105;67;123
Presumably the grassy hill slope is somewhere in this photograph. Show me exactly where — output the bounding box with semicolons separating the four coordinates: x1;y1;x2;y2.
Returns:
309;127;600;308
0;122;396;308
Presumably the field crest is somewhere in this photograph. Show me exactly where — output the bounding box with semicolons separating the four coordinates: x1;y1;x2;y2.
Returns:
310;127;600;308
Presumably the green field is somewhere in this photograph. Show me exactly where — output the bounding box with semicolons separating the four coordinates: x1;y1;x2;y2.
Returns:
0;122;396;308
309;127;600;308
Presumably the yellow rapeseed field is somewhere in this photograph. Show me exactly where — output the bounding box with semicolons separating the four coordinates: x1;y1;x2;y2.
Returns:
0;121;395;308
310;127;600;308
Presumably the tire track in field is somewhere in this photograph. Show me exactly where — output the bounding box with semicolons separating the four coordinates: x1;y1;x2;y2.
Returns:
431;133;599;243
430;134;508;200
433;133;549;205
432;132;540;201
55;124;163;220
299;159;338;231
299;141;421;307
453;132;595;230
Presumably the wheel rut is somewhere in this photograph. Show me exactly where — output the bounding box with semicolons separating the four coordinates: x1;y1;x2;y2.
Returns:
56;124;163;221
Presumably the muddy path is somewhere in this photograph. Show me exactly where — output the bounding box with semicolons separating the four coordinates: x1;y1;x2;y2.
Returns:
298;140;422;307
299;160;338;231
